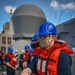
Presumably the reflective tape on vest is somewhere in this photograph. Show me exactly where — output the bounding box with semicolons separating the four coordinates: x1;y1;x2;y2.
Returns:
31;56;34;61
37;59;47;72
42;60;46;72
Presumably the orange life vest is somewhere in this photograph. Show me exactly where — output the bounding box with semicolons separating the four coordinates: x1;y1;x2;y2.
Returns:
23;51;30;61
32;47;41;56
31;47;41;61
5;53;18;66
0;52;3;57
36;41;74;75
47;47;73;75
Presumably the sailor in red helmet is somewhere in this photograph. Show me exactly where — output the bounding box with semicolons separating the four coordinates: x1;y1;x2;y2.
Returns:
21;22;74;75
5;47;18;75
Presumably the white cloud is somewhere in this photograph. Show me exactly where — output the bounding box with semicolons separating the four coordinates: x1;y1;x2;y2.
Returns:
50;0;75;10
50;0;60;8
72;16;75;18
4;6;16;14
61;2;75;10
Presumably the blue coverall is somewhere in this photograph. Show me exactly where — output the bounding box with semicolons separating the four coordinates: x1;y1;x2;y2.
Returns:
5;56;15;75
19;53;24;69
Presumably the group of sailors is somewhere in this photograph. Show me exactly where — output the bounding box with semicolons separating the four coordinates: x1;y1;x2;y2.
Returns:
0;33;39;75
0;22;75;75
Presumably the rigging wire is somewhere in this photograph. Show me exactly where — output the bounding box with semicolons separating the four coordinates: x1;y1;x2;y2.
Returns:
57;0;68;24
10;0;16;14
52;7;58;23
49;0;55;22
6;0;16;22
52;0;62;23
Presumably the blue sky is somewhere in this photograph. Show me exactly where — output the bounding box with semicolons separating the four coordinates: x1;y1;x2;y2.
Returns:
0;0;75;33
